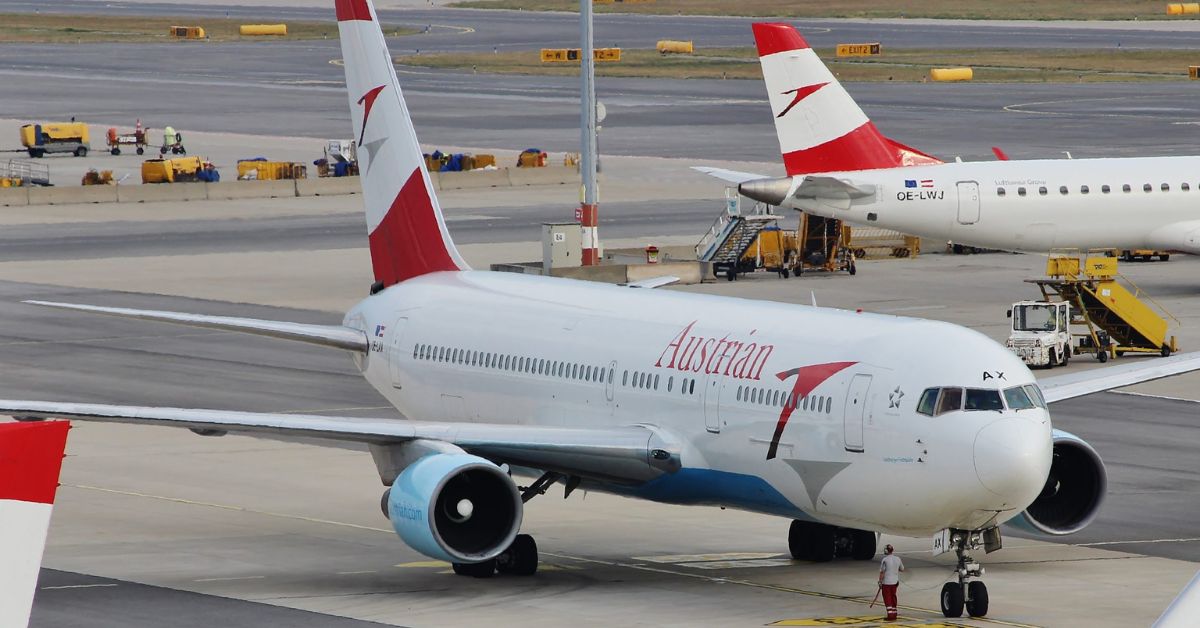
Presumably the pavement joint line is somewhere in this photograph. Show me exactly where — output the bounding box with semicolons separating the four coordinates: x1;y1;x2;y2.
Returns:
41;583;119;590
1073;537;1200;546
0;330;225;347
541;552;1040;628
194;576;266;582
336;570;379;575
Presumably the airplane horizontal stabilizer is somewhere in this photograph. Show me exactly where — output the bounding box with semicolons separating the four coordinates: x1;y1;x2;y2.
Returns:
0;401;678;484
795;176;876;200
692;166;770;185
1038;351;1200;404
24;300;368;353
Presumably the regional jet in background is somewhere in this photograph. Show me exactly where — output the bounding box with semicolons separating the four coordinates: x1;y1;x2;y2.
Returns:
4;3;1200;620
700;23;1200;256
0;421;70;628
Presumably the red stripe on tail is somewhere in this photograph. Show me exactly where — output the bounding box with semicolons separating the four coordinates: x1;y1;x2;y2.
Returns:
782;122;942;175
753;22;809;56
0;421;68;504
368;169;460;285
335;0;373;21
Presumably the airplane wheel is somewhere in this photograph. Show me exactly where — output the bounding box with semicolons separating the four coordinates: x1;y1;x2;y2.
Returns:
496;534;538;576
779;269;789;279
850;530;876;560
452;559;496;578
940;582;965;618
788;520;813;560
810;525;836;562
1161;254;1171;262
966;581;989;617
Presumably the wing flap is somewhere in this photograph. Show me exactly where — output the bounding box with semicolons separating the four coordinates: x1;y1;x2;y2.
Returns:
1039;351;1200;404
0;401;677;483
25;301;367;353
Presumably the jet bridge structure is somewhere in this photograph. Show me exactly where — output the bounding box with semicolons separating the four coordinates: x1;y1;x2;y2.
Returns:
1026;250;1178;362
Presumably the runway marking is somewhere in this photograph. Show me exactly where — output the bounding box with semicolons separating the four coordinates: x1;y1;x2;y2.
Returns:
771;617;974;627
542;552;1040;628
1074;537;1200;547
1002;94;1181;119
1108;390;1200;404
396;560;451;568
0;330;224;347
634;551;782;563
194;575;265;582
336;570;379;575
41;583;119;590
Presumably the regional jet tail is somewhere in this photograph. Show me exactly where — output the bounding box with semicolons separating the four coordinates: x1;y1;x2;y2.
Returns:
0;420;69;628
701;22;1200;255
7;3;1200;620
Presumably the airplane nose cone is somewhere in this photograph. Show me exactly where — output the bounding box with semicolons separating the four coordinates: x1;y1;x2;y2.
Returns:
973;418;1052;505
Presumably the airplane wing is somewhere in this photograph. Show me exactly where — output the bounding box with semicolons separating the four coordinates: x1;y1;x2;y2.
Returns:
623;276;680;289
25;300;367;353
692;166;769;185
1039;351;1200;404
0;401;679;484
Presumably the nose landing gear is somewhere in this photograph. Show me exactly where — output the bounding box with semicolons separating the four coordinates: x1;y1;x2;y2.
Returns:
940;527;1000;618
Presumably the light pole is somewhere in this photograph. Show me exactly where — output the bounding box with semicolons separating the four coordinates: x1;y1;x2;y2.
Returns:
578;0;599;265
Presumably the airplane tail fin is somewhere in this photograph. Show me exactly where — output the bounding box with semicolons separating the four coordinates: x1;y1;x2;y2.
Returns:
0;420;69;628
752;23;941;176
336;0;468;289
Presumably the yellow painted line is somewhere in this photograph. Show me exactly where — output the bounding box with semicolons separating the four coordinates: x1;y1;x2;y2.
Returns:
395;560;451;569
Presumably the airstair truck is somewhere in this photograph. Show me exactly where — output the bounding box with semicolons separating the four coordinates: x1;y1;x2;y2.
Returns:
20;123;90;158
1006;301;1072;368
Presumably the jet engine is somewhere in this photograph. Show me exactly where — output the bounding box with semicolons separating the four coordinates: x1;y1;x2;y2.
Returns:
1011;429;1106;535
385;453;522;563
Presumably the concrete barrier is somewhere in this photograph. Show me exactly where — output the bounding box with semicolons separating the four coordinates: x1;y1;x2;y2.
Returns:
437;169;512;191
206;179;296;200
551;265;628;284
508;166;577;187
28;185;118;205
295;176;362;197
0;186;30;207
117;182;208;203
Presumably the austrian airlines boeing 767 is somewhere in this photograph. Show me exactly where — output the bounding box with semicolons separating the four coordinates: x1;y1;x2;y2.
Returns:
4;4;1200;619
701;23;1200;255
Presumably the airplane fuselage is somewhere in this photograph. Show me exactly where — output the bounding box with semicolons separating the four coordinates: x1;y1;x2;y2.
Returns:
344;270;1052;538
782;156;1200;253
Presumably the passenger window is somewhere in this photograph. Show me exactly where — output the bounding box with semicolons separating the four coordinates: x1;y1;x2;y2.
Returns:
622;370;628;386
1122;184;1131;193
1038;186;1047;195
916;388;938;416
1003;386;1036;410
802;396;809;411
654;374;660;390
771;390;779;406
1080;185;1089;194
935;387;963;415
1143;183;1152;192
736;386;742;401
1059;185;1068;195
996;187;1005;196
573;364;579;379
1017;187;1027;196
1162;183;1170;192
670;377;675;393
1101;184;1111;194
1184;183;1191;191
965;388;1003;411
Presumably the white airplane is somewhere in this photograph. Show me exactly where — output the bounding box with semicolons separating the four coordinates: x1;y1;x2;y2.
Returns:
3;2;1200;620
700;23;1200;255
0;420;70;628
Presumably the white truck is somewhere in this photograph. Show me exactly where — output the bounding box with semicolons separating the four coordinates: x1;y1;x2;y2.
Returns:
1006;301;1072;368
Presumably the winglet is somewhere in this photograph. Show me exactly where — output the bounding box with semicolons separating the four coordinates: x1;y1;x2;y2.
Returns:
0;420;69;628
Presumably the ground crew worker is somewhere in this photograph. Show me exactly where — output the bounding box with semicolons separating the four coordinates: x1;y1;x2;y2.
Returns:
878;543;904;621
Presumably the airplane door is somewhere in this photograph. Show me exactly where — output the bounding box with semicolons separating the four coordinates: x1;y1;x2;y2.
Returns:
704;376;721;433
956;181;980;225
388;317;409;389
843;374;871;452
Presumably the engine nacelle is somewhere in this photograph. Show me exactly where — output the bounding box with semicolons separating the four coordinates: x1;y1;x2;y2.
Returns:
387;453;522;563
1010;429;1106;535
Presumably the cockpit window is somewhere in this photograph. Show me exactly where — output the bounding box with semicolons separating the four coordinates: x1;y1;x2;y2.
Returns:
1004;386;1036;410
916;388;938;416
965;388;1004;411
1023;384;1047;408
935;387;963;415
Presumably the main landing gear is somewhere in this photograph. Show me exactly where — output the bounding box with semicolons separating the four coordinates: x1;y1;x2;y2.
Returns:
939;527;1000;618
788;520;877;562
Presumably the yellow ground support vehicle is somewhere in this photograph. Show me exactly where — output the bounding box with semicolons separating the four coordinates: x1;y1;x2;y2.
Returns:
20;123;90;158
1026;249;1179;362
1119;249;1170;262
741;225;798;277
236;160;307;180
142;157;212;183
